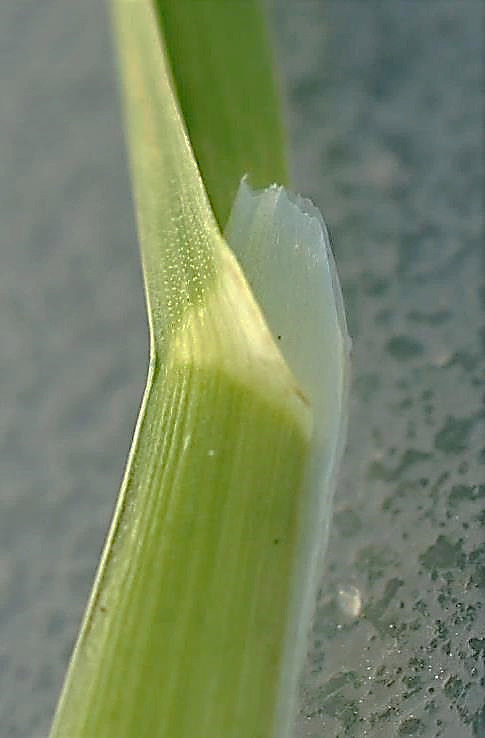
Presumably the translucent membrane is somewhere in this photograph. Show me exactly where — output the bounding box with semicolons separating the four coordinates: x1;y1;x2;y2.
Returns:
226;179;351;737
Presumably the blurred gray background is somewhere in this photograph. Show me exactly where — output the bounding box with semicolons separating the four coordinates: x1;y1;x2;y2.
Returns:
1;1;483;737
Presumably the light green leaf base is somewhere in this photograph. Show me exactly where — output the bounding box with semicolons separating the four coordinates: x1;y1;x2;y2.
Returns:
49;351;311;738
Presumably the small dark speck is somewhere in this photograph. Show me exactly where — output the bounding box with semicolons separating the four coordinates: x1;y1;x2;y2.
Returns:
273;538;280;545
434;415;475;454
277;335;282;340
100;606;107;613
399;716;424;735
387;335;424;360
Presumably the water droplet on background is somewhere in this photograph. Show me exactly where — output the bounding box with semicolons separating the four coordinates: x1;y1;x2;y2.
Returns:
337;584;363;618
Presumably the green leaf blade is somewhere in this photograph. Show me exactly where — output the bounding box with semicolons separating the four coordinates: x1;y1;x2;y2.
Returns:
112;0;222;346
154;0;289;227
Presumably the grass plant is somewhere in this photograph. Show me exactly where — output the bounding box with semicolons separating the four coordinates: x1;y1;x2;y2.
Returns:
49;2;350;737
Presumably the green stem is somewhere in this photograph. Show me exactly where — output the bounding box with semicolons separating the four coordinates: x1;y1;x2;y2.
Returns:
49;2;313;737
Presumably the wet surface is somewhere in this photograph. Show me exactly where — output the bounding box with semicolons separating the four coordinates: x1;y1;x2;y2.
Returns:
0;3;147;735
271;2;484;736
1;1;483;737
